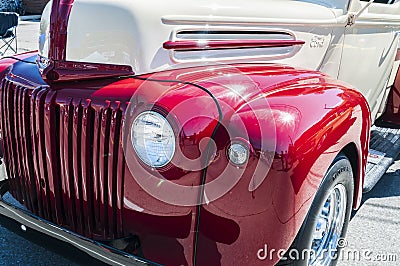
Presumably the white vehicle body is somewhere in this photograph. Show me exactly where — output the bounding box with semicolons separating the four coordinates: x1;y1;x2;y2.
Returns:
39;0;400;120
41;0;400;119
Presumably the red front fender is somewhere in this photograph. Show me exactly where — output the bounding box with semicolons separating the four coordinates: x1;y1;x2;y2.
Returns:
0;59;370;266
182;65;370;265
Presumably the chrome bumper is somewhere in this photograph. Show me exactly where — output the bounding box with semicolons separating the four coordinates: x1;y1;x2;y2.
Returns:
0;183;157;266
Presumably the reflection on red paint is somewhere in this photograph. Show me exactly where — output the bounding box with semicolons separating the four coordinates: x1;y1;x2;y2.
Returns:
0;54;370;265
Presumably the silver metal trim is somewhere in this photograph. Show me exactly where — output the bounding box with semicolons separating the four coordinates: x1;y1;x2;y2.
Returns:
0;193;156;266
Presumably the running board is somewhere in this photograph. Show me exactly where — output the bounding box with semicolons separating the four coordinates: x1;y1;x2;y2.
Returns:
364;126;400;192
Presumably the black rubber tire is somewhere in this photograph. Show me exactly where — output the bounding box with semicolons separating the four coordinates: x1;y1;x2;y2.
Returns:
278;153;354;266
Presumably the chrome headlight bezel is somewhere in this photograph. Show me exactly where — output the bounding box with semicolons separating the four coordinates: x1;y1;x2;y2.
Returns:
131;111;176;168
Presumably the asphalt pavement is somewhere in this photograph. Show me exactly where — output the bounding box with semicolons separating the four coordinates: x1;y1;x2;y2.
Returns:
0;222;77;265
0;18;399;266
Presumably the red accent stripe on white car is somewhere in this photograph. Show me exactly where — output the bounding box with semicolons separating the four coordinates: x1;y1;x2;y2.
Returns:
163;39;305;51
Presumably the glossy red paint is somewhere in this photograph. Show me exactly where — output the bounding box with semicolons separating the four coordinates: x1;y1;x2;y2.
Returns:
0;52;36;75
42;59;134;82
163;39;305;51
168;67;370;265
48;0;74;61
0;54;370;265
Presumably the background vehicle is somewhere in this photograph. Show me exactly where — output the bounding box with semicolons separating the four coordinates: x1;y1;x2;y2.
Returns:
0;0;400;265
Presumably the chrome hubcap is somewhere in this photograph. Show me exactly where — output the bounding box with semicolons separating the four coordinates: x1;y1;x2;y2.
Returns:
309;184;347;266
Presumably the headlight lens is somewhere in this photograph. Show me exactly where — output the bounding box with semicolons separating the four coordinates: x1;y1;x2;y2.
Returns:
131;111;175;168
228;143;249;165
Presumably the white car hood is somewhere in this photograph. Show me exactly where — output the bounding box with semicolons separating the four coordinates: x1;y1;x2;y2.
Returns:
60;0;341;74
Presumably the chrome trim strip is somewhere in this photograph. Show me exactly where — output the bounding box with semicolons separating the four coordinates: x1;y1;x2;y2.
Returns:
161;15;348;27
163;39;305;51
355;20;400;26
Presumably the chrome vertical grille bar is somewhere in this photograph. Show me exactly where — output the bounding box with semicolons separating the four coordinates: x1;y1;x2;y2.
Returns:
1;79;125;240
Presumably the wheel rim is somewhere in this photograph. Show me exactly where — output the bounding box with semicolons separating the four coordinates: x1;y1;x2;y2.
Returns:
309;184;347;266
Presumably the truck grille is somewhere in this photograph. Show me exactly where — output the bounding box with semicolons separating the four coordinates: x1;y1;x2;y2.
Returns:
0;78;125;240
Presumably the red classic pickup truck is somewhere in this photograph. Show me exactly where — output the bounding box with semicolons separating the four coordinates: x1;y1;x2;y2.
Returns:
0;0;400;265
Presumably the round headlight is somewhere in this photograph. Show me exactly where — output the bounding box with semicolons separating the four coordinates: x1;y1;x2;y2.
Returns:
131;111;175;168
228;143;249;165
